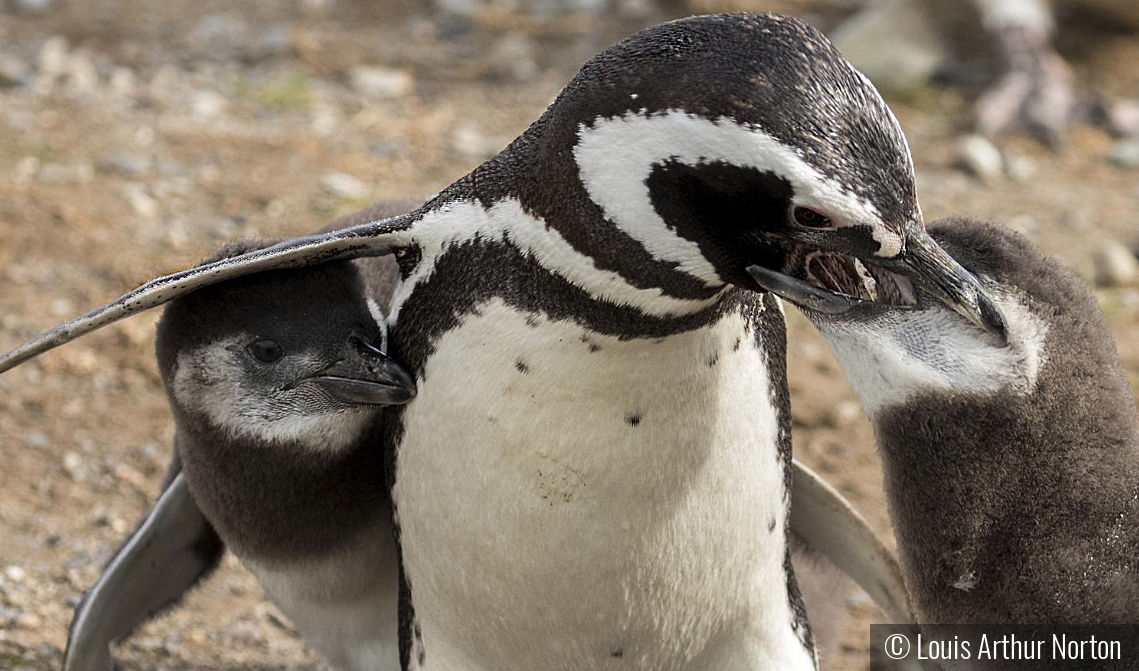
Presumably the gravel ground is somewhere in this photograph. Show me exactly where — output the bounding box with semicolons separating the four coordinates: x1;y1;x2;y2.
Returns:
0;1;1137;670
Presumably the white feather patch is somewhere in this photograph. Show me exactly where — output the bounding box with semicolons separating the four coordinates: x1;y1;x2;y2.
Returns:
388;199;726;326
393;300;815;671
573;110;893;273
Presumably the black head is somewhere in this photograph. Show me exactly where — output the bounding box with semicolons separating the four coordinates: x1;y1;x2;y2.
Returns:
155;242;416;449
479;13;999;332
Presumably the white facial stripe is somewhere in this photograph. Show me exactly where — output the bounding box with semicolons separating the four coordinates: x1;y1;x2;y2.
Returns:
389;199;725;325
172;340;375;451
365;297;389;352
815;290;1047;415
573;110;888;274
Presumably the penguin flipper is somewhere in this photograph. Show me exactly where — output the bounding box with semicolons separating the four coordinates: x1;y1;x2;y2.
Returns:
63;470;223;671
789;458;913;625
0;212;417;373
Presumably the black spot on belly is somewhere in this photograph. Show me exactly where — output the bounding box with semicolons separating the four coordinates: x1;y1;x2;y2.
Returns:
589;343;602;352
768;517;777;532
733;337;742;352
706;353;719;367
611;647;624;658
625;412;642;427
515;360;530;374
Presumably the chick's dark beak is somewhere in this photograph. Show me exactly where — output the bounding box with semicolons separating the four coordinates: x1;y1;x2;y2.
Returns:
880;225;1008;342
311;336;417;406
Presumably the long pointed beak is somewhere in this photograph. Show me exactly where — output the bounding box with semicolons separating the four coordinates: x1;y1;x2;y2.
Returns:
309;337;417;406
881;226;1008;342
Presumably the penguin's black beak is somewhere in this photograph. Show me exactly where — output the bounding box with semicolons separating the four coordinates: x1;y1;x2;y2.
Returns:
310;337;417;406
750;224;1008;343
878;225;1007;341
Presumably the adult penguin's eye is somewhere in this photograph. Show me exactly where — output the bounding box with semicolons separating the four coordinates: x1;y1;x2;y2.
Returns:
792;206;832;228
247;338;284;363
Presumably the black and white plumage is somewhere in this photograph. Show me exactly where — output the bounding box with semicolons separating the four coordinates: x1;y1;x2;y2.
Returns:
3;13;1004;671
63;215;917;671
63;240;416;671
750;216;1139;630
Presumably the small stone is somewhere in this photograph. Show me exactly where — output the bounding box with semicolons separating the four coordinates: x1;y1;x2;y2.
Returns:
299;0;335;15
829;400;862;427
0;53;30;87
14;155;39;184
63;50;99;96
22;432;49;449
1108;140;1139;169
191;90;228;122
1093;241;1139;288
349;65;414;100
1004;153;1037;183
38;162;94;184
123;183;158;218
61;451;84;480
244;24;293;61
3;566;26;583
37;36;68;79
452;124;506;161
321;172;369;200
9;0;54;14
830;0;946;91
14;612;40;631
113;463;148;490
0;606;19;625
107;66;137;99
96;153;152;177
955;134;1004;181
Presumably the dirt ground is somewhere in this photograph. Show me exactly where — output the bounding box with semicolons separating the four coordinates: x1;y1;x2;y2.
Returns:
0;1;1137;670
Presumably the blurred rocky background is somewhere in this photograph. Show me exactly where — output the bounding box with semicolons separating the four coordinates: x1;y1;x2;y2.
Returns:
0;1;1136;670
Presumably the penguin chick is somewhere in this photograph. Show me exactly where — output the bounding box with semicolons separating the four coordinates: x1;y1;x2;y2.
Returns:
748;216;1139;628
64;241;416;671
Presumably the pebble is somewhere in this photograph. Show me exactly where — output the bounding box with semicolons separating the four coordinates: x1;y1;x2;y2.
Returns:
191;89;228;122
321;172;369;200
14;613;40;631
0;53;30;87
96;152;152;177
38;162;94;184
8;0;54;14
452;124;506;160
107;66;138;99
14;156;39;184
61;451;85;481
22;432;49;450
830;0;945;91
0;606;18;625
826;400;862;428
955;134;1003;181
36;35;67;75
1109;140;1139;169
1004;153;1037;183
123;183;159;218
63;49;100;96
3;566;26;583
349;65;414;100
244;24;293;62
1093;241;1139;288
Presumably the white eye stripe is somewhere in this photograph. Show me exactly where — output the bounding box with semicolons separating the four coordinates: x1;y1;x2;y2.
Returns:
366;297;389;352
573;110;891;275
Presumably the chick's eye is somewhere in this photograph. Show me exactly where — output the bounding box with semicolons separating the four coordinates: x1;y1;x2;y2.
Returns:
793;206;832;228
247;338;283;363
